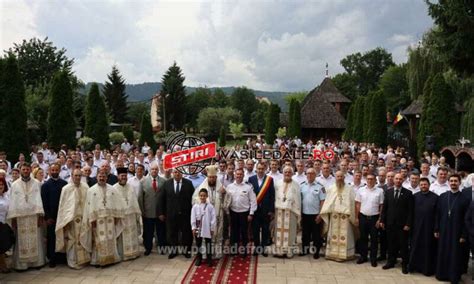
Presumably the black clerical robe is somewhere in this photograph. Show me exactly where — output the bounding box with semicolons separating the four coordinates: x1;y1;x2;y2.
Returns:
409;191;438;276
434;190;470;283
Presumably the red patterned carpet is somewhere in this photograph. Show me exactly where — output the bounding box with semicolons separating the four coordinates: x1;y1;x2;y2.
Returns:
181;255;258;284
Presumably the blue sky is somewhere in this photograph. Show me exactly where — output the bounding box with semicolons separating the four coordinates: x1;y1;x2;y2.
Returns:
1;0;433;91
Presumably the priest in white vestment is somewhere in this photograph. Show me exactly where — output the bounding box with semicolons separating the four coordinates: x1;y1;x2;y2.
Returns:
7;163;46;270
80;170;126;266
55;169;90;269
114;167;142;261
192;165;226;259
274;166;301;258
320;171;357;262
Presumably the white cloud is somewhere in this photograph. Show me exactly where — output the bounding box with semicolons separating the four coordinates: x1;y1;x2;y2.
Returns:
1;0;433;91
0;0;40;50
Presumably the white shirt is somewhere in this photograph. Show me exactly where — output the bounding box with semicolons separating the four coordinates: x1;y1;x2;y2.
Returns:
191;202;216;239
429;165;439;177
406;184;420;194
127;175;143;197
0;193;9;223
344;173;354;184
316;174;336;190
226;181;257;215
244;170;256;183
431;180;450;196
268;171;283;182
420;173;436;184
292;173;307;185
355;186;384;216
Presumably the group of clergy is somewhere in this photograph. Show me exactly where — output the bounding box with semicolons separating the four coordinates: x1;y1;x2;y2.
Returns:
6;162;142;270
3;157;474;284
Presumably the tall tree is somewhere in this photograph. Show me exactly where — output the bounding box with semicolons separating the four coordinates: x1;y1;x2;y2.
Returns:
209;88;229;108
361;94;373;141
427;0;474;76
47;70;76;149
367;91;387;147
160;62;186;130
343;102;356;141
265;103;281;144
103;65;128;123
340;47;395;97
139;112;156;150
219;126;227;147
127;102;149;128
292;100;302;138
230;87;258;132
197;107;241;140
0;55;29;163
284;91;307;106
417;74;435;156
352;97;365;142
84;83;109;148
332;73;359;101
379;64;410;114
185;87;211;130
287;99;296;137
7;37;74;88
461;97;474;142
425;73;459;151
249;102;268;133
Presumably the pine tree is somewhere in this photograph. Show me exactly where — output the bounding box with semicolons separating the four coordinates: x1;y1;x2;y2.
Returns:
139;112;156;150
343;103;356;141
353;97;365;142
219;126;226;147
287;99;296;137
103;65;128;123
417;74;435;156
293;100;302;138
0;55;29;163
425;73;458;151
362;94;372;142
84;83;109;148
461;97;474;141
265;104;280;144
122;125;134;144
367;91;387;147
47;70;76;149
161;62;186;130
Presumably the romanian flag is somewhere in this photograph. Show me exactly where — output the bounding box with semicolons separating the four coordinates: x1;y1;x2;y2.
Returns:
393;112;404;125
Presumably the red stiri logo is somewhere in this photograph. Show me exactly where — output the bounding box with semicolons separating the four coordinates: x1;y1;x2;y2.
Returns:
163;142;217;170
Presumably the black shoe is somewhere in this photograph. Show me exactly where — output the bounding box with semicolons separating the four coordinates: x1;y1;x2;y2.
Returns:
184;253;191;259
371;260;377;267
253;251;259;256
207;259;213;267
48;262;56;268
402;265;409;274
382;263;395;270
377;256;386;261
262;252;268;257
356;257;367;264
144;250;151;256
168;253;177;259
313;253;320;259
195;257;202;266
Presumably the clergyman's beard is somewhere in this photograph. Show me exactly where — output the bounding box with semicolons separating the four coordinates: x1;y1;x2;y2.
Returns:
208;181;216;187
336;181;345;189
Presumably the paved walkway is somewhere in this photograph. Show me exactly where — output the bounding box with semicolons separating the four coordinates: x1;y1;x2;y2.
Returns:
0;253;471;283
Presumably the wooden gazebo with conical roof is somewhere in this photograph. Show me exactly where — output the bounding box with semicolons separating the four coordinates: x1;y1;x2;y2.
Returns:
300;77;351;140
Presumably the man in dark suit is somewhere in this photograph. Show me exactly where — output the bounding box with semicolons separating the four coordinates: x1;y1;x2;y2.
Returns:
380;173;414;274
138;162;167;255
158;168;194;259
248;161;275;257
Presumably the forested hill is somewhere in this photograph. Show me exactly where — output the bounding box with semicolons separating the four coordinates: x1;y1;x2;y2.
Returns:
81;82;289;110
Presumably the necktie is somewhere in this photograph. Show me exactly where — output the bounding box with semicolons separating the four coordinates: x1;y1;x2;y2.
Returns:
152;178;157;192
176;181;180;194
395;189;400;201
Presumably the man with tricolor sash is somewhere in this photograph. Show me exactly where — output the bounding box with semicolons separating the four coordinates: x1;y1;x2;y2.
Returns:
248;161;275;257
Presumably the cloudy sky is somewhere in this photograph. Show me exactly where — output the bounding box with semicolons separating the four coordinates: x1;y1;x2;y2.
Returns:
1;0;433;92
